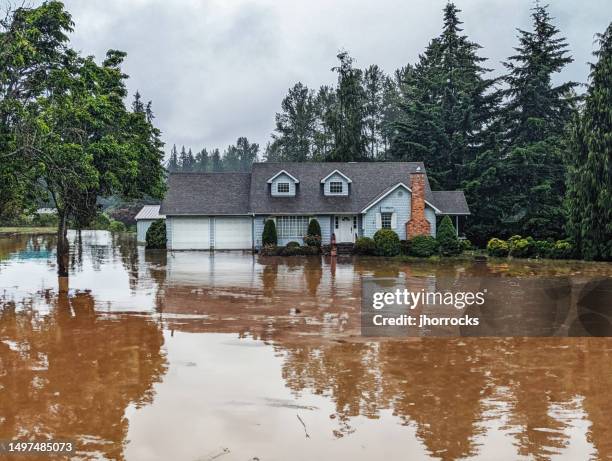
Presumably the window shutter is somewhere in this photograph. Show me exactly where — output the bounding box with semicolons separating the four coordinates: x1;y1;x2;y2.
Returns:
375;213;382;229
391;213;397;229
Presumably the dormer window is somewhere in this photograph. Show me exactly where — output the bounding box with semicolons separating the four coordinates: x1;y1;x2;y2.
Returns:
329;181;343;194
277;182;290;194
267;170;299;197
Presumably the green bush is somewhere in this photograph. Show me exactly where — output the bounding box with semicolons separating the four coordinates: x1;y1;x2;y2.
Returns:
304;218;322;247
145;219;166;249
460;239;473;252
551;240;574;259
262;219;277;246
373;229;401;256
108;220;126;233
534;239;554;258
280;245;320;256
508;236;536;258
286;241;301;248
90;213;111;230
487;238;509;257
436;215;461;256
406;235;439;257
33;213;58;227
260;244;280;256
354;237;376;255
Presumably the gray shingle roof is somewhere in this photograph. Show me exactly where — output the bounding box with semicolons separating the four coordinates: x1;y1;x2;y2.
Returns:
249;162;435;214
159;163;470;216
431;191;471;215
159;172;251;215
134;205;165;220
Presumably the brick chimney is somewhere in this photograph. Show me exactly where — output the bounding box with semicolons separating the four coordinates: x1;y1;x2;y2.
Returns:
406;166;430;237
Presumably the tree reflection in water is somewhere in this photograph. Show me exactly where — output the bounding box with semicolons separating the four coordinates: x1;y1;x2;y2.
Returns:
0;290;167;460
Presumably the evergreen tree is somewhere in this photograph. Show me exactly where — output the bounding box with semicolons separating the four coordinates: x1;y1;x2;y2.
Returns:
211;148;222;172
272;82;316;161
362;65;386;159
236;136;259;171
167;144;179;172
312;85;337;161
565;22;612;260
195;148;209;172
492;2;577;239
391;3;499;190
329;51;366;162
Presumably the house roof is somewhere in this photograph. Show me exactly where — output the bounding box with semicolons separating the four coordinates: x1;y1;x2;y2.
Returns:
159;172;251;215
431;191;471;215
249;162;436;214
159;162;470;216
134;205;165;221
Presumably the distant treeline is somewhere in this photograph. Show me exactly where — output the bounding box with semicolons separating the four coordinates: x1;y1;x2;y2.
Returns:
169;2;611;258
166;137;258;173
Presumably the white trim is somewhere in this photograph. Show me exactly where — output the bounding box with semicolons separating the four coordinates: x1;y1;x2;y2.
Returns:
267;169;299;184
360;182;442;214
320;169;352;184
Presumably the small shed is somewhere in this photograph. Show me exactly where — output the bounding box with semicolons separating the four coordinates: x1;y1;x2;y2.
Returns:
135;205;165;243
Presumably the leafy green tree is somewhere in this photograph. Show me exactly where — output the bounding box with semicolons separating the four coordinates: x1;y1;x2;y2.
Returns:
565;22;612;260
271;82;316;161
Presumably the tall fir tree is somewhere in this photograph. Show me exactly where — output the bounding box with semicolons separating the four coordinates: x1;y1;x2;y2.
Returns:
362;65;386;159
391;3;499;190
492;2;577;239
329;51;367;162
195;148;209;172
565;22;612;260
167;144;179;172
271;82;316;161
312;85;337;161
211;148;222;172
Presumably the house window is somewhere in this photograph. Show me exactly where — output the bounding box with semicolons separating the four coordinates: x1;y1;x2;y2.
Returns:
329;181;343;194
381;212;392;229
277;216;309;238
277;182;290;193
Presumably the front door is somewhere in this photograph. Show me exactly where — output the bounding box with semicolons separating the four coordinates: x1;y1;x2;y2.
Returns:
335;215;356;243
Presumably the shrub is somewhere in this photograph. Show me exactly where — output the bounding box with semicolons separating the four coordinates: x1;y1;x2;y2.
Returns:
108;220;126;233
90;213;111;230
509;236;536;258
373;229;401;256
33;213;58;227
260;244;280;256
280;245;320;256
262;219;277;246
145;219;166;249
487;238;509;257
534;239;554;258
354;237;376;255
436;215;461;256
406;235;439;257
459;239;473;251
304;218;322;247
551;240;574;259
286;241;301;248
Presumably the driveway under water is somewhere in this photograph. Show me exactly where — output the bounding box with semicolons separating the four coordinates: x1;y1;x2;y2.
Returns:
1;231;611;461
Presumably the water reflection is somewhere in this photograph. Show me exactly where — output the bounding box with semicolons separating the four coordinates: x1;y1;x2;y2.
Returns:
1;232;612;460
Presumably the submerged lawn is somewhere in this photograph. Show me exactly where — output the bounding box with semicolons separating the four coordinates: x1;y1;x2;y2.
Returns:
0;226;57;235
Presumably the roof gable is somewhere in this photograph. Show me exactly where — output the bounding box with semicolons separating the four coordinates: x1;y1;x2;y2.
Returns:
320;169;352;183
267;169;299;184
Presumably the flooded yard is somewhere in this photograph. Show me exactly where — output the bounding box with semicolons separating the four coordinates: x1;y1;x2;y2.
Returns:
1;231;612;461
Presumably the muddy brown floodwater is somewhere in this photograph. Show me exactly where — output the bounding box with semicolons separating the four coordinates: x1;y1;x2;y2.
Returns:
1;231;612;461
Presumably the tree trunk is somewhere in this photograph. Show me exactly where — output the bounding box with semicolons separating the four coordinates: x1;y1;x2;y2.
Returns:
56;209;69;278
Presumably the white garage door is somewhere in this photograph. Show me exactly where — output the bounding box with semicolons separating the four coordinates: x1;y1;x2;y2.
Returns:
172;217;210;250
215;217;252;250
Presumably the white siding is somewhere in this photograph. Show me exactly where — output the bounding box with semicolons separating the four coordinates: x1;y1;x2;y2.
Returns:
137;220;154;243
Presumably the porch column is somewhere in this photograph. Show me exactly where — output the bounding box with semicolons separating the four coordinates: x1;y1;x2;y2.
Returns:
455;215;459;237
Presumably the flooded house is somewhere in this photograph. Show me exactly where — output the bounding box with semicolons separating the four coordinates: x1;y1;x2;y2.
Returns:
159;162;470;250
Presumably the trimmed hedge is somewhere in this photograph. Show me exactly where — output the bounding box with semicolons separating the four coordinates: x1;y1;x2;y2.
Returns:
373;229;401;256
354;237;376;255
145;219;166;249
304;218;322;247
261;244;320;256
487;238;509;257
406;235;439;257
262;219;277;246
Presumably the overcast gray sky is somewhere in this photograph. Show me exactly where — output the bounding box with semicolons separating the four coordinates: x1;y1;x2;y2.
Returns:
57;0;611;157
